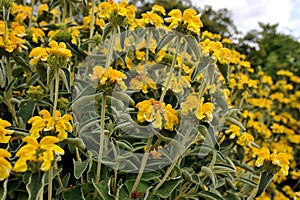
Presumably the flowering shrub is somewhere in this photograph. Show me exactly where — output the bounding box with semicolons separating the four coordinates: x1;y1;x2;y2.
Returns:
0;0;298;199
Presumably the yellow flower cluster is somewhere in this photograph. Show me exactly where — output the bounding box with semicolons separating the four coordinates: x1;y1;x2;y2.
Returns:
29;41;72;65
255;147;290;176
13;136;64;172
91;66;127;91
134;4;165;28
165;9;203;35
181;96;214;121
98;0;136;25
0;21;26;52
136;98;178;131
28;110;72;141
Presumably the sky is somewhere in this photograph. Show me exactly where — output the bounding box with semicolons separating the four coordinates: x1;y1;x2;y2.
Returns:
192;0;300;39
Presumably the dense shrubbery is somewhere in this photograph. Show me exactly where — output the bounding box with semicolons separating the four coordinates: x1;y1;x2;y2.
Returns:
0;0;299;199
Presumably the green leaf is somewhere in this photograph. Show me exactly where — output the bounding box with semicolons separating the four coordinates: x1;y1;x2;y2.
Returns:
26;173;45;200
237;145;245;163
116;184;131;200
73;159;89;179
225;117;246;131
184;35;200;60
213;163;236;174
44;168;62;185
62;173;71;188
17;100;35;123
125;180;151;194
155;177;182;198
49;0;61;10
27;73;40;86
191;55;211;82
201;166;217;188
0;62;6;88
119;26;127;50
155;33;175;53
92;179;114;200
255;171;274;198
12;55;32;72
64;138;86;150
62;186;82;200
216;64;230;83
127;171;161;181
112;91;135;106
198;190;224;200
60;68;71;93
102;23;113;42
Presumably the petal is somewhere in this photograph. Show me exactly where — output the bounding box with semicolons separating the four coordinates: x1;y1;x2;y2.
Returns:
0;119;11;127
0;149;11;158
40;136;59;146
22;136;39;146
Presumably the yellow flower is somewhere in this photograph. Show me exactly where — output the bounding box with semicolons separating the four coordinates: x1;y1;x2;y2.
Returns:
165;9;203;35
38;4;49;14
164;104;179;131
28;110;72;141
0;148;12;180
0;118;14;143
140;12;164;28
225;124;241;139
13;136;64;172
98;0;136;24
136;98;178;131
31;27;45;43
195;97;214;121
47;41;72;58
237;132;254;146
29;47;48;65
151;4;165;15
90;66;127;90
255;147;290;176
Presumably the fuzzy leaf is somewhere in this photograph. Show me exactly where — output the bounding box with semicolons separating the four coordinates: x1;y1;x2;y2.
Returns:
26;173;45;200
201;166;217;188
155;33;175;53
255;171;274;198
184;35;200;60
198;190;224;200
73;159;89;179
92;179;114;200
155;177;182;198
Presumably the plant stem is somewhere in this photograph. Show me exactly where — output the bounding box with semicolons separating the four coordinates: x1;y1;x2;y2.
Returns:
52;69;60;118
142;30;152;82
152;155;179;194
104;29;117;71
48;167;53;200
88;0;95;53
95;92;107;183
75;147;84;184
29;0;35;29
63;0;67;21
159;36;181;103
130;136;153;197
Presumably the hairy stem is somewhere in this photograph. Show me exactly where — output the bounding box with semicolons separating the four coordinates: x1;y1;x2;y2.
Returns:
88;0;95;52
52;69;60;118
95;92;107;183
159;36;181;103
29;0;35;29
130;136;153;197
48;166;53;200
